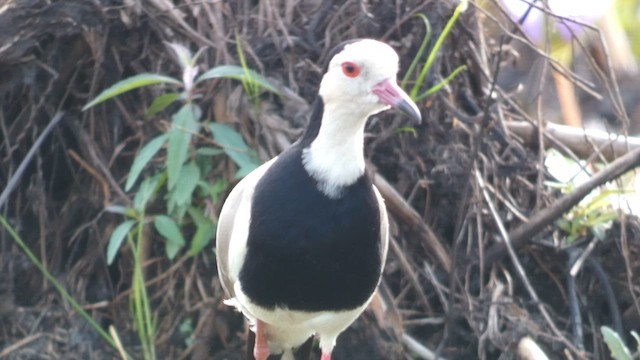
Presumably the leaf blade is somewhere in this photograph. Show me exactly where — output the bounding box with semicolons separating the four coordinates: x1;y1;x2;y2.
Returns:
209;123;261;178
107;220;136;265
154;215;185;260
167;105;200;189
83;73;182;111
146;92;183;117
601;326;633;360
196;65;280;94
171;162;200;207
126;134;168;191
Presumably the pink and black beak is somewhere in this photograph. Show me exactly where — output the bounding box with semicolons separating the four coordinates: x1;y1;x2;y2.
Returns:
372;78;422;123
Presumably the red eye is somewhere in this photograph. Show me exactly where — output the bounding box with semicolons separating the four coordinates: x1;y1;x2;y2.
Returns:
341;62;361;78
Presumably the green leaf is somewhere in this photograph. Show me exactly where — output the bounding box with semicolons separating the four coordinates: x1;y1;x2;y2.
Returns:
200;178;228;204
187;207;214;256
601;326;633;360
171;162;200;207
146;92;183;117
105;205;137;218
134;172;164;211
196;65;280;95
107;220;136;265
83;73;182;111
556;218;572;233
196;147;224;157
154;215;185;260
191;219;214;256
187;206;208;227
209;123;261;178
126;134;168;191
402;13;432;88
167;105;200;189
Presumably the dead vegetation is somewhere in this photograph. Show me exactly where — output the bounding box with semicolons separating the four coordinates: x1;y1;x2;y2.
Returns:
1;0;639;359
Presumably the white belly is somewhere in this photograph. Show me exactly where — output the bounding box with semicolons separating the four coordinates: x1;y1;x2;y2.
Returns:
232;281;373;353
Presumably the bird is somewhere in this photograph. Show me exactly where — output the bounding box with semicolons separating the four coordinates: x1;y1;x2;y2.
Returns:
215;38;421;360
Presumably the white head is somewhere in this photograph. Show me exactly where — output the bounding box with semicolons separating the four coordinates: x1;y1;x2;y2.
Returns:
302;39;421;198
318;39;421;123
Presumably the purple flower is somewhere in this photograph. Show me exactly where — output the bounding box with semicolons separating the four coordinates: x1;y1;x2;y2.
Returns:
501;0;613;43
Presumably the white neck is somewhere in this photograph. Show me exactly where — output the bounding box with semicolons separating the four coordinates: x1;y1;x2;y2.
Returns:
302;102;371;198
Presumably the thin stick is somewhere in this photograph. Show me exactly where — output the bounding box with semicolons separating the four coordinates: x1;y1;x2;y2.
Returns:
373;173;453;273
0;112;64;208
402;333;446;360
474;167;584;356
0;334;44;357
389;236;431;311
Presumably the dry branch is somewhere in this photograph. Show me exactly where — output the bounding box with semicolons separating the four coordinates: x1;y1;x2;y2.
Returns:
373;173;453;274
482;145;640;268
0;112;63;208
507;120;640;160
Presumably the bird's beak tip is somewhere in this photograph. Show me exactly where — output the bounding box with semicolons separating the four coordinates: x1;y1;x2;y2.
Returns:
397;98;422;124
373;79;422;123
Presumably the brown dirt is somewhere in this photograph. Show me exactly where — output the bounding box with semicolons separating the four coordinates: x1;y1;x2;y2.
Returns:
1;0;639;359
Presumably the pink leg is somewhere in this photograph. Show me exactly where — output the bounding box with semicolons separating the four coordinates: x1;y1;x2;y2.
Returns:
320;351;332;360
253;320;270;360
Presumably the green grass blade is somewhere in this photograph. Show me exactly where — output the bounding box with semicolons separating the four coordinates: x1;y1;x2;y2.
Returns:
235;33;261;103
83;73;182;111
130;214;156;360
0;215;121;354
402;13;432;88
126;134;168;191
416;64;467;101
196;65;280;95
411;0;467;99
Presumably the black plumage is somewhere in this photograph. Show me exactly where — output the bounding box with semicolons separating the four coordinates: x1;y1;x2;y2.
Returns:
240;132;382;311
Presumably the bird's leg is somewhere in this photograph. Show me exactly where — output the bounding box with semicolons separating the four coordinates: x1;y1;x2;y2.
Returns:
320;351;332;360
253;319;270;360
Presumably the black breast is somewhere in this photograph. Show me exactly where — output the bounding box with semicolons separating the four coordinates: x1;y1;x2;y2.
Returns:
239;145;382;312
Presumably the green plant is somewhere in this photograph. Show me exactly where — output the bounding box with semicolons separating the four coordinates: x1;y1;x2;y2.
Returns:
0;216;127;358
601;326;640;360
83;43;278;359
553;186;622;243
402;0;468;102
544;149;629;243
